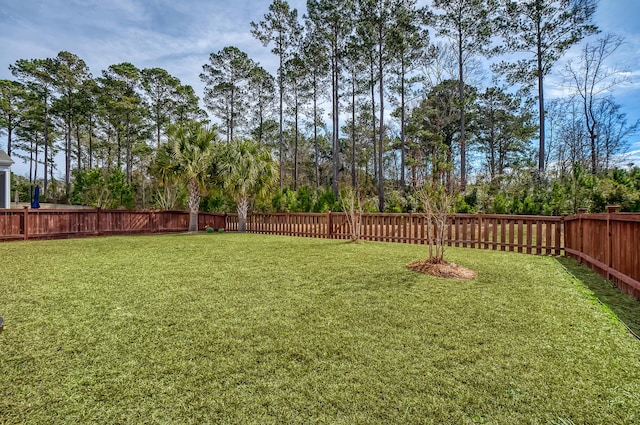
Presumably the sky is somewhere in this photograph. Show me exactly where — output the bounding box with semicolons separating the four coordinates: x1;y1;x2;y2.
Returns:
1;0;640;176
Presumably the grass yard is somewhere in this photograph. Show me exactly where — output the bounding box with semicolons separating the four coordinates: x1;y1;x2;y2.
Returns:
1;233;639;424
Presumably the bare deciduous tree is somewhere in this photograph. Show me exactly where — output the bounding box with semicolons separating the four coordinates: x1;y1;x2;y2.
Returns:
563;33;630;174
340;184;366;242
417;183;454;263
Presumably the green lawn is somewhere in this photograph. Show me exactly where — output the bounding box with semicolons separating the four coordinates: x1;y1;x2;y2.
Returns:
1;234;639;424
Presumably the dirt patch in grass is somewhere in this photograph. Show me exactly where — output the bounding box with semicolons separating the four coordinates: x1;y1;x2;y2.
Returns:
407;259;477;280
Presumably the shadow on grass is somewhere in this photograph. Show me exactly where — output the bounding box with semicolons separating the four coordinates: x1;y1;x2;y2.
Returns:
556;256;640;338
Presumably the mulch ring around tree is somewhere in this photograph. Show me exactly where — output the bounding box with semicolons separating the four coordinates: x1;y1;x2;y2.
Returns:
407;260;477;280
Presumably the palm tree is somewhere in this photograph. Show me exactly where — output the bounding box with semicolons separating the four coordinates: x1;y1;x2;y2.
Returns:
149;143;181;210
167;121;217;232
216;139;276;232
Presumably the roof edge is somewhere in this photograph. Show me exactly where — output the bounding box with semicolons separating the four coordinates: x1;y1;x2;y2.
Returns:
0;150;14;166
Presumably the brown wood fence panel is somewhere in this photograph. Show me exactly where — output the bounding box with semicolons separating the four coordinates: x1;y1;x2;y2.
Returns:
30;209;99;237
236;212;564;256
0;208;226;241
99;210;151;234
155;211;186;232
225;214;239;232
198;212;225;231
0;209;564;259
564;208;640;300
0;209;23;239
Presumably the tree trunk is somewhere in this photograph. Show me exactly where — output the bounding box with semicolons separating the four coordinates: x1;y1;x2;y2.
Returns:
76;121;82;171
279;49;284;189
590;134;597;174
89;115;93;169
126;114;132;184
351;66;356;188
49;146;54;190
458;31;467;190
28;139;33;190
258;103;264;145
378;34;385;212
7;126;12;156
65;123;71;192
117;133;122;170
157;108;161;148
370;58;377;186
65;92;73;193
400;59;406;194
331;42;340;197
294;95;299;191
187;179;200;232
230;86;235;143
314;78;319;189
237;195;249;233
537;17;545;173
43;91;49;193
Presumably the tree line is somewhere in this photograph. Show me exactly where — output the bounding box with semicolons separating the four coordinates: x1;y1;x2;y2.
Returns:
2;0;639;215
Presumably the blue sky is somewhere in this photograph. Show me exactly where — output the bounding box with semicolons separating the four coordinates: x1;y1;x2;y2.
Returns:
1;0;640;175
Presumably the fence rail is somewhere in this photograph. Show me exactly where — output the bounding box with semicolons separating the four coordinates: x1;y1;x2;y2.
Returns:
564;206;640;299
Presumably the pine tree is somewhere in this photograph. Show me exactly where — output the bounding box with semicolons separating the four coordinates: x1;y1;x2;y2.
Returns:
306;0;354;196
251;0;303;188
494;0;598;172
200;46;256;143
433;0;496;190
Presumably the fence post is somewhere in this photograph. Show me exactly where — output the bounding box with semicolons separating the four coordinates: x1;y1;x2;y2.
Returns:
577;208;586;263
409;211;413;244
554;217;561;256
151;211;157;233
477;212;483;250
327;211;333;239
606;205;620;280
96;207;102;236
23;206;29;240
286;212;290;236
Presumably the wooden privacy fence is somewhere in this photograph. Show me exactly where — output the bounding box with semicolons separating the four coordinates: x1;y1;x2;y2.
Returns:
564;207;640;299
0;209;564;254
0;207;225;241
227;212;564;256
